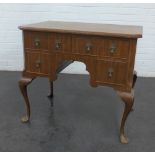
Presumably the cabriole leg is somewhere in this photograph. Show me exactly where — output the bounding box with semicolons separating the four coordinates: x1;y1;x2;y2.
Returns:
117;89;134;144
117;71;137;143
48;81;53;98
19;77;33;123
132;71;137;88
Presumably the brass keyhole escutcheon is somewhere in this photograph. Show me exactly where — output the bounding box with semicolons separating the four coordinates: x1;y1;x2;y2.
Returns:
108;68;114;78
55;40;62;50
85;43;92;52
35;59;41;68
109;42;117;54
34;38;40;48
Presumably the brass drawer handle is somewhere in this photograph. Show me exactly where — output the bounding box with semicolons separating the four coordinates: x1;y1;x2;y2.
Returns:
55;41;62;50
35;60;41;68
34;38;40;48
109;43;117;53
108;68;114;77
85;43;92;52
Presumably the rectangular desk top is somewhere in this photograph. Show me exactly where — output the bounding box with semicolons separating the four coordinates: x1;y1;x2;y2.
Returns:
19;21;142;39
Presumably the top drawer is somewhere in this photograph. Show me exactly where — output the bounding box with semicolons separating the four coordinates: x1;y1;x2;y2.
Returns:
99;38;130;60
24;31;49;50
49;33;71;53
72;35;104;56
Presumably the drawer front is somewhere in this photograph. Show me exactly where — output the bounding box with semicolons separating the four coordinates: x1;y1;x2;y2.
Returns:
25;51;51;75
72;35;104;56
50;33;71;53
40;53;51;74
99;38;130;59
25;51;40;73
24;31;49;50
96;60;128;86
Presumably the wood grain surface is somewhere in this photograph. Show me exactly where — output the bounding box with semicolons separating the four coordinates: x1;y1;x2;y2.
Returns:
19;20;142;38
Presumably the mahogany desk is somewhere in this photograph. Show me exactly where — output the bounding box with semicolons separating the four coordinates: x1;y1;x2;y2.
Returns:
18;21;142;144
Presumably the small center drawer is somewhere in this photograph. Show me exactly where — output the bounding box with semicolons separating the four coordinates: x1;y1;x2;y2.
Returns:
96;60;128;86
99;38;130;59
72;35;104;56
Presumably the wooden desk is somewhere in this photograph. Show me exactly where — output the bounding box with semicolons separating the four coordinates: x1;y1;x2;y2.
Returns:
19;21;142;144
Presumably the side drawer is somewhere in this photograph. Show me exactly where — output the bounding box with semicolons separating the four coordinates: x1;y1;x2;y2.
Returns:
96;60;128;87
99;38;130;60
24;31;49;51
25;51;51;75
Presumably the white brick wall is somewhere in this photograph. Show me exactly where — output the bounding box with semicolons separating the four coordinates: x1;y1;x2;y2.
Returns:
0;3;155;77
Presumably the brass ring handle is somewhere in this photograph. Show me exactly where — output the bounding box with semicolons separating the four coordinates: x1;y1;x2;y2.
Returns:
34;38;40;48
108;68;114;77
35;60;41;68
55;41;62;50
85;43;92;52
109;43;117;53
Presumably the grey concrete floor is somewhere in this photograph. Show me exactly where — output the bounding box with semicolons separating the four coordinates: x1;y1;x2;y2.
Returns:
0;71;155;152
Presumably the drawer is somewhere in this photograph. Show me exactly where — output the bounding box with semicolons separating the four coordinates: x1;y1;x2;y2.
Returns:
25;51;51;75
25;51;40;73
72;35;104;56
24;31;49;50
96;60;128;86
50;33;71;53
99;38;130;59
